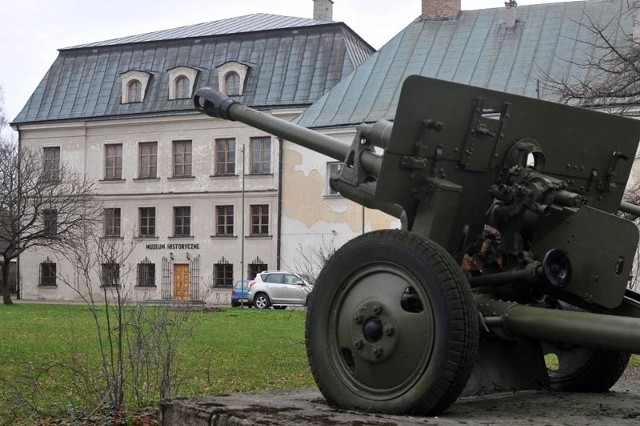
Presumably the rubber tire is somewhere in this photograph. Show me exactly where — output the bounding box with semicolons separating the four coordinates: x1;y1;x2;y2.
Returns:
253;293;271;309
543;302;631;392
305;230;478;415
547;347;630;392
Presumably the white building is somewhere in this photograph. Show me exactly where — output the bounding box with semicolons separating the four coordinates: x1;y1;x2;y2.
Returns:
12;2;388;302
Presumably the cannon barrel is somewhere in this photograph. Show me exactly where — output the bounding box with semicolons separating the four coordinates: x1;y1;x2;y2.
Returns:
478;296;640;353
620;200;640;217
194;87;383;176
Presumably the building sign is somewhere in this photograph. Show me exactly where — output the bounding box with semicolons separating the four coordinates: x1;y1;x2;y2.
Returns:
146;243;200;250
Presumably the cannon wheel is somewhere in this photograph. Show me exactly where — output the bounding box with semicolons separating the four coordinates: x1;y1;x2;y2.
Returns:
305;230;478;415
543;344;630;392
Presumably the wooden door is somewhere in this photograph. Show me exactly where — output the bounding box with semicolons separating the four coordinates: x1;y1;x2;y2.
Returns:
173;264;190;300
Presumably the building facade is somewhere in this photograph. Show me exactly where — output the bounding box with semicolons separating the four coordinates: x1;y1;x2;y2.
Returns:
12;4;381;302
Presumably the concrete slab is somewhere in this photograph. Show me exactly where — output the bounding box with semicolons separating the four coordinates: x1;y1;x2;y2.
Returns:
162;368;640;426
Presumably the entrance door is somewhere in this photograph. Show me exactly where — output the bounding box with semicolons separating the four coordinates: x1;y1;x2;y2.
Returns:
174;264;190;300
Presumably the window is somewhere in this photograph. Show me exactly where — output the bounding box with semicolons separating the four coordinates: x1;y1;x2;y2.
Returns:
43;209;57;237
137;262;156;287
103;208;121;237
127;80;142;102
250;137;271;174
326;162;343;196
39;262;56;286
174;206;191;237
168;67;198;100
214;263;233;287
248;262;268;279
104;144;123;180
173;140;192;177
120;71;150;104
138;142;157;178
175;76;190;99
216;62;249;96
216;205;234;236
250;204;269;236
101;263;120;287
139;207;156;237
43;147;60;181
225;72;241;96
215;138;235;176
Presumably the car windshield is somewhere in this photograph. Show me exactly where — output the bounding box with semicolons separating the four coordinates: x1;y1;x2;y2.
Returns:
234;280;248;289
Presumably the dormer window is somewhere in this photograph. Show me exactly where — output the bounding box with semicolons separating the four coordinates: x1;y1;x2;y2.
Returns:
175;76;190;99
216;62;250;97
225;72;241;96
128;80;142;103
121;71;151;104
168;66;198;100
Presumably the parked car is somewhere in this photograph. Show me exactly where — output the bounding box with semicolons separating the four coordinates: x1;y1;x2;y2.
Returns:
231;279;251;307
248;271;312;309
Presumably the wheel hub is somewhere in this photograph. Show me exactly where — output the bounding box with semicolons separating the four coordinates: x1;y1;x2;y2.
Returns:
350;301;397;363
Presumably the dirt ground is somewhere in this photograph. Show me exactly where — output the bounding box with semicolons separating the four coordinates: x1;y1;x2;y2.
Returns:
163;365;640;425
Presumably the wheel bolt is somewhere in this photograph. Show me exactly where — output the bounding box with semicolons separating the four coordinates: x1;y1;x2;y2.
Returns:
372;347;383;357
384;325;395;336
353;314;363;324
373;305;383;315
353;339;364;349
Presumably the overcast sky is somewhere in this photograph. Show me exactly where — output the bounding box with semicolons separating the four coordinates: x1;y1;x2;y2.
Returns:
0;0;584;123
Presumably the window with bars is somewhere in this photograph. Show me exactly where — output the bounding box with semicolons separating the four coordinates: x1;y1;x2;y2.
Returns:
215;138;236;176
103;208;121;237
104;144;123;180
101;263;120;287
250;204;269;236
173;140;192;177
250;137;271;174
138;142;157;178
174;206;191;237
137;262;156;287
43;209;57;237
214;263;233;287
43;146;61;182
175;76;190;99
139;207;156;237
39;262;57;286
216;205;234;236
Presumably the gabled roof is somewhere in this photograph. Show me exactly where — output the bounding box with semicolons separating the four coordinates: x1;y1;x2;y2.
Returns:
13;14;374;125
296;0;631;128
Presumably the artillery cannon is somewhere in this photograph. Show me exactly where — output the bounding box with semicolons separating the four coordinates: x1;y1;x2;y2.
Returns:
194;75;640;415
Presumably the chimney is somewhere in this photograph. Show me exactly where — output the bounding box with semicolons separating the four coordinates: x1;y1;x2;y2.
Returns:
505;0;517;29
313;0;334;21
422;0;461;20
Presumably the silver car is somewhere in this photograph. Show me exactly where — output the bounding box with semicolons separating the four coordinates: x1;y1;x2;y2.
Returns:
248;271;312;309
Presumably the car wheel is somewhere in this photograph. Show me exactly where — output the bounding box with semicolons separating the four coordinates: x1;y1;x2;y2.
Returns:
306;230;478;415
253;293;271;309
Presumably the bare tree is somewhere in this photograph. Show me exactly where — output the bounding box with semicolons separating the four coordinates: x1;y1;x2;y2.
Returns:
0;141;99;304
542;1;640;111
284;237;336;285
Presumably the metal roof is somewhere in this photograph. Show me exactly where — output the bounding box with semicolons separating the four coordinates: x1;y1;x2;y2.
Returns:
296;0;632;128
13;14;374;125
64;14;337;49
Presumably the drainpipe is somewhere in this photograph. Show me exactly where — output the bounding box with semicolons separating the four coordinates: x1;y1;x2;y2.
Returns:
277;138;283;270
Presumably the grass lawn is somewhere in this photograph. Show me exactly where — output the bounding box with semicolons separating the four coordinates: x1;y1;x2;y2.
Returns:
0;303;314;423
